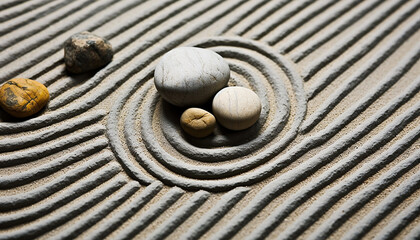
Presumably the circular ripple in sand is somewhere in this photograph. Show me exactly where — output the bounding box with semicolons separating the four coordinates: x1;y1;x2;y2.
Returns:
108;37;306;190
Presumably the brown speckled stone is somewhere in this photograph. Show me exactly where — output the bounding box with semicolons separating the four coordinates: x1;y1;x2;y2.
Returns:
0;78;49;118
64;31;113;74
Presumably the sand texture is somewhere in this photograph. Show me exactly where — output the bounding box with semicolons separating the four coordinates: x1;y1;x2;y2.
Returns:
0;0;419;239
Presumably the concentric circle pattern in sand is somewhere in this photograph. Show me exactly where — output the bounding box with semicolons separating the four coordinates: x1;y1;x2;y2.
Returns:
108;37;306;190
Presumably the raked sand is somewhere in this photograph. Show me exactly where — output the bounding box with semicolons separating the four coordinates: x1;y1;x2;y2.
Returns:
0;0;419;239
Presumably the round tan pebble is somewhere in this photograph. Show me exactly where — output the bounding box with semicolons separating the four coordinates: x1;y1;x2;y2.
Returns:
212;86;261;131
180;108;216;138
0;78;49;118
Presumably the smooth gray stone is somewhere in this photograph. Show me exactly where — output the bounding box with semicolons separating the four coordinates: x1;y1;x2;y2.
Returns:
154;47;230;107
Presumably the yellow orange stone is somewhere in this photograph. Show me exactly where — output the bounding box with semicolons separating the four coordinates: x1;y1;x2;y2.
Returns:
0;78;49;118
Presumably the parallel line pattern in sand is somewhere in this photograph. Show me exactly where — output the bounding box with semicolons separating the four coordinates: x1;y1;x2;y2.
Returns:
0;158;121;229
210;81;420;239
0;0;419;239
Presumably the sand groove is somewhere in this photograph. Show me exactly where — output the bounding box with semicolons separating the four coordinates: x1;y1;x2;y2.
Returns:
113;187;185;239
306;12;420;101
262;0;340;44
245;0;317;40
0;125;105;166
229;0;290;36
0;0;419;239
0;161;121;228
53;181;141;240
0;110;106;151
0;0;54;22
300;0;415;81
267;103;420;240
248;124;420;240
278;0;367;53
83;181;163;239
180;187;250;239
146;190;210;240
0;172;126;240
0;0;70;36
0;138;108;188
289;0;384;61
301;39;420;132
374;195;420;240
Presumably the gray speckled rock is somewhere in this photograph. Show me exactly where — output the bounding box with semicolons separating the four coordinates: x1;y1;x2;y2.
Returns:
212;86;261;131
154;47;230;107
180;108;216;138
64;31;113;74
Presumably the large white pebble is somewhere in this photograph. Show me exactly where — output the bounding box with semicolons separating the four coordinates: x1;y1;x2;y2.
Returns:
154;47;230;107
212;87;262;131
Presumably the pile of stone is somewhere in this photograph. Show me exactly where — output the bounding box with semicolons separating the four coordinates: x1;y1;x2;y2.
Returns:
0;32;261;139
154;47;261;138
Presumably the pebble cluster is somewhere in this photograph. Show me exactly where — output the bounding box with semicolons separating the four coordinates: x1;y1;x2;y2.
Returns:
0;32;261;140
0;31;113;119
155;47;262;137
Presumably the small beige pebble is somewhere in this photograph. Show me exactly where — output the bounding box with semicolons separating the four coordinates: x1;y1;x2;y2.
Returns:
212;86;261;131
180;108;216;138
